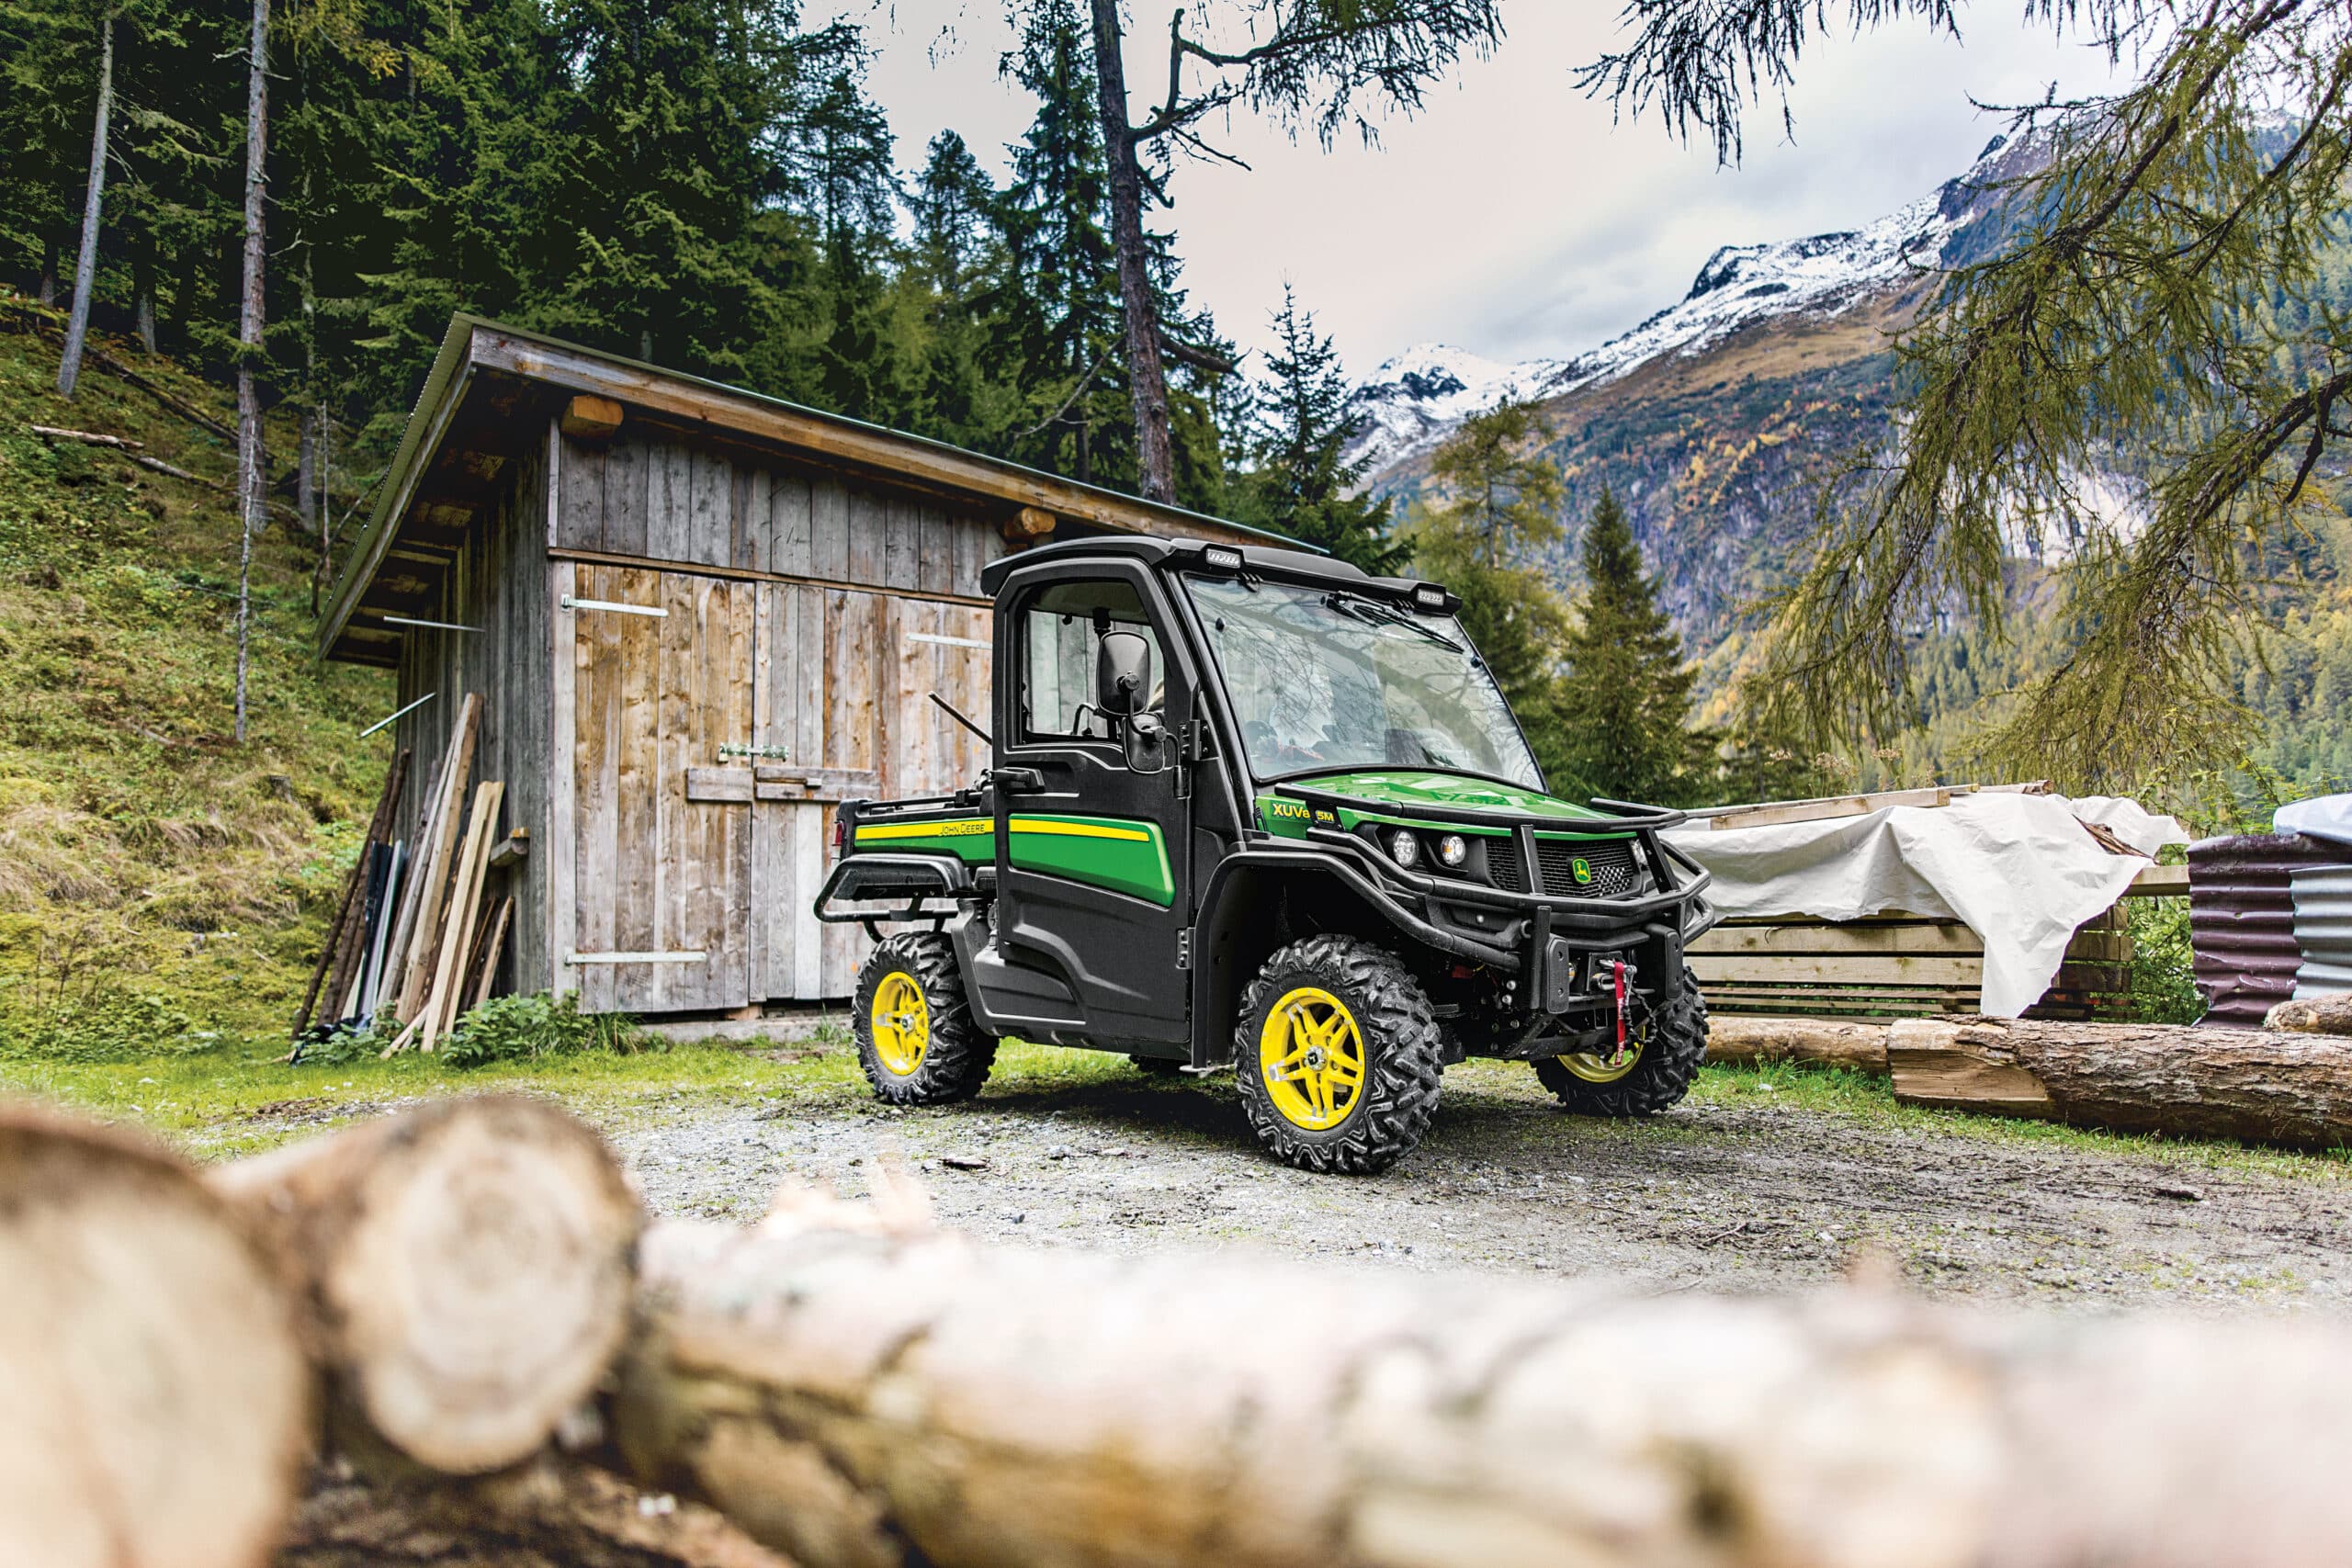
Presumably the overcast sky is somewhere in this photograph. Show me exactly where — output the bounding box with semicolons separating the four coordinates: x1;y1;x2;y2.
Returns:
816;2;2134;378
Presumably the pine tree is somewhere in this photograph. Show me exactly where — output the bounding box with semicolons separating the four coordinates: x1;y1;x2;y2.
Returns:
1248;286;1404;572
1552;490;1709;805
1409;398;1576;786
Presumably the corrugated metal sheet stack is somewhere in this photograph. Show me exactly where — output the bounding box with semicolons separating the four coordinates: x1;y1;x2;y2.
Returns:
2188;833;2351;1024
2290;863;2352;997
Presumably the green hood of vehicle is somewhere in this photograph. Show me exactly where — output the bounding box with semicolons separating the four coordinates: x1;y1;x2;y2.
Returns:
1265;770;1616;831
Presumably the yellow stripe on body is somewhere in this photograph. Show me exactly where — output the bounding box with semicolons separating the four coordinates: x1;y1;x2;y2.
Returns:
855;818;991;841
1008;817;1153;842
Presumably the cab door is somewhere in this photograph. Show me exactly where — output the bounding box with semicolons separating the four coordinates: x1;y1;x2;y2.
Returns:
987;560;1193;1046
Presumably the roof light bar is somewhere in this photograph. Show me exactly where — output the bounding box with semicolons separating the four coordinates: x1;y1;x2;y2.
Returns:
1412;584;1448;611
1201;546;1245;572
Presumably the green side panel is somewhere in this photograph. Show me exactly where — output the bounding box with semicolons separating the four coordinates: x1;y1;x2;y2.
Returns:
1276;769;1614;824
852;816;996;863
1008;814;1173;907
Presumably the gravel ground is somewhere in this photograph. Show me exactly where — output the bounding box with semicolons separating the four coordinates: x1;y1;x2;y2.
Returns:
595;1053;2352;1313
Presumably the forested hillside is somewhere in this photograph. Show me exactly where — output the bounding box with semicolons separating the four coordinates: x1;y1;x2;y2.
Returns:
0;0;1312;524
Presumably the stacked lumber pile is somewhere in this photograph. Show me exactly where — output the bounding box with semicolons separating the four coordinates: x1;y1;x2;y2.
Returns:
293;693;519;1054
15;1096;2352;1568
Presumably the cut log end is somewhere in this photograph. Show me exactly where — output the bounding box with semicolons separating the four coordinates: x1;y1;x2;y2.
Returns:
2267;994;2352;1036
217;1097;642;1473
0;1107;309;1568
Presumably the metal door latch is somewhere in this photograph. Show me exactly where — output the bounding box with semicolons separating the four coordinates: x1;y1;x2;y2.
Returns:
718;743;792;761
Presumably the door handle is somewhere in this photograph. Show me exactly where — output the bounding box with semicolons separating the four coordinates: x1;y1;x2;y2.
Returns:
990;766;1046;795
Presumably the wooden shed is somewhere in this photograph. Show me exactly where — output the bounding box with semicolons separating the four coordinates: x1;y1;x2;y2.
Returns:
320;316;1288;1017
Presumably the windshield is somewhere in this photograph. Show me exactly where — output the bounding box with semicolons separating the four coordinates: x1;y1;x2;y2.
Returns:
1184;576;1543;788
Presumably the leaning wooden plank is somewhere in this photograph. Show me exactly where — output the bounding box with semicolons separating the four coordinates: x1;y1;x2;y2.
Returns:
0;1106;308;1568
210;1097;641;1475
298;747;412;1037
381;694;479;1021
1889;1017;2352;1145
619;1193;2352;1568
422;780;503;1049
465;896;514;1011
394;694;483;1022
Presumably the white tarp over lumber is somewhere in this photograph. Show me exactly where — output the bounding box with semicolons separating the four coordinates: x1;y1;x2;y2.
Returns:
1667;792;2188;1016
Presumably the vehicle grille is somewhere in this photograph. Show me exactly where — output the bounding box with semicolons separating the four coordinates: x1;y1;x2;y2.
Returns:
1537;838;1639;897
1486;843;1526;893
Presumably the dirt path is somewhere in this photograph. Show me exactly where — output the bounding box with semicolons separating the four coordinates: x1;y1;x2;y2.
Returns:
602;1059;2352;1312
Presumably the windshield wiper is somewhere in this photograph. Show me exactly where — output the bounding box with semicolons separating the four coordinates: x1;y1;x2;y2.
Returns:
1321;592;1463;652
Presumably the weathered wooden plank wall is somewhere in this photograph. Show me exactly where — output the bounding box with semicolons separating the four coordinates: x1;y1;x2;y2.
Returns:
552;427;1005;1009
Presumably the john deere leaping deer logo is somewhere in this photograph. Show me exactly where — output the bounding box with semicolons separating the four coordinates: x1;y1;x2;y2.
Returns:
1571;856;1593;885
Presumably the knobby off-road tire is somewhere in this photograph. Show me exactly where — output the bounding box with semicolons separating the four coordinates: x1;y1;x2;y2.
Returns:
1235;935;1443;1175
854;932;998;1106
1534;965;1709;1117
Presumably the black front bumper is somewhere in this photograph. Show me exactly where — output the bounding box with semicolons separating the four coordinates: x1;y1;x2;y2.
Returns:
1295;817;1717;1003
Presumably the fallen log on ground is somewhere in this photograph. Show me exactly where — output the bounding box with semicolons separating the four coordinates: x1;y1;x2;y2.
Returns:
1888;1017;2352;1146
1703;1014;1889;1071
615;1191;2352;1568
0;1106;310;1568
212;1096;641;1473
2267;993;2352;1035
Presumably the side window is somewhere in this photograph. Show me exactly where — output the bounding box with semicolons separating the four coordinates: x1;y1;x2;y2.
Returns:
1018;578;1166;743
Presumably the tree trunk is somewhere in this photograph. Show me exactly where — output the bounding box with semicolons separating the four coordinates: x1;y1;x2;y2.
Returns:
56;12;114;400
1888;1016;2352;1145
298;408;318;532
0;1106;310;1568
2267;992;2352;1035
616;1201;2352;1568
1702;1014;1891;1071
211;1096;642;1475
234;0;269;745
1084;0;1175;503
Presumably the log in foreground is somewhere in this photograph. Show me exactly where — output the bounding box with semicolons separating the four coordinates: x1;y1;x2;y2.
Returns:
0;1106;310;1568
1889;1017;2352;1147
617;1197;2352;1568
213;1096;642;1473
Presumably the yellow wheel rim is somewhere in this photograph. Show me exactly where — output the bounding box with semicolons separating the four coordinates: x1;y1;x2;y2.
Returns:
1258;987;1367;1131
870;971;929;1077
1556;1036;1643;1084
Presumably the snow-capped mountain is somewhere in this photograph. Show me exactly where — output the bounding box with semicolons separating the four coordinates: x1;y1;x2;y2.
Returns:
1347;136;2024;478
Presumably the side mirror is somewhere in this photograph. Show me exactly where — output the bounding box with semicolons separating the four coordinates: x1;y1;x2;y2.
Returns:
1096;630;1152;717
1123;710;1169;775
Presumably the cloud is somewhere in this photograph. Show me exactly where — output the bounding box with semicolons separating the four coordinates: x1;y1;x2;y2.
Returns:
819;1;2131;377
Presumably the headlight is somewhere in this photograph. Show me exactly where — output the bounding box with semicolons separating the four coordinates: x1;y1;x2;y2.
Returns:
1385;829;1419;868
1436;833;1468;868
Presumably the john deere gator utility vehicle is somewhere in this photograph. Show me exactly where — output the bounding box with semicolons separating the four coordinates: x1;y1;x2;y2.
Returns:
813;537;1717;1173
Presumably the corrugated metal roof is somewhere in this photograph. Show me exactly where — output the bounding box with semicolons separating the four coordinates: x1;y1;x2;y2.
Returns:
2290;863;2352;999
2188;834;2345;1025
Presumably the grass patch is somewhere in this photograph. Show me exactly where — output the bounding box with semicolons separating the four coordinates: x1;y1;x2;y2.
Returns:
1692;1058;2352;1184
0;309;392;1058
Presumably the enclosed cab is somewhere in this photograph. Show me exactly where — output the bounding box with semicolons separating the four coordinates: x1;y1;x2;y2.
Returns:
816;537;1716;1172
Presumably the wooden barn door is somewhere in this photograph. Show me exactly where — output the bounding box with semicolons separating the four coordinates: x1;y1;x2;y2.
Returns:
746;585;992;1001
566;563;755;1013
